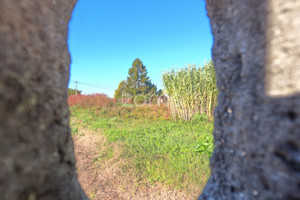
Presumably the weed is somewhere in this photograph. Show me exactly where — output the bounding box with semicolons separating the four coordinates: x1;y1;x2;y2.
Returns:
70;106;214;191
93;147;114;164
89;190;96;200
71;127;79;135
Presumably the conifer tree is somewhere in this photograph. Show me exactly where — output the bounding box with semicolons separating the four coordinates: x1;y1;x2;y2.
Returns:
126;58;156;98
114;80;127;100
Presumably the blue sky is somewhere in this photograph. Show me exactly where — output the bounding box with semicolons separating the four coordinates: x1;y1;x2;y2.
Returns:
68;0;213;97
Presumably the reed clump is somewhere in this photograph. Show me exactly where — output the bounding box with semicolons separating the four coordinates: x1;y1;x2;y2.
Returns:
162;60;218;120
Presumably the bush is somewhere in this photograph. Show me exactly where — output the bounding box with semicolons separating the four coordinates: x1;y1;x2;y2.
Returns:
68;94;115;109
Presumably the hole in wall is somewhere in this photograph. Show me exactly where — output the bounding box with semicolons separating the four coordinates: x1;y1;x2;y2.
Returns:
230;186;235;193
274;141;300;172
67;0;215;198
287;111;297;121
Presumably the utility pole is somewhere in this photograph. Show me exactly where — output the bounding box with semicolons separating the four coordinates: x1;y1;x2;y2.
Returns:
75;79;78;95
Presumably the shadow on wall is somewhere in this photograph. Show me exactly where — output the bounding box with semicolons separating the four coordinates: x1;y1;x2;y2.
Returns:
266;0;300;97
200;0;300;199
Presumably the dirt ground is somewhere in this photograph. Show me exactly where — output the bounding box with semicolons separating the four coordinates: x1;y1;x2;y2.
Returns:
73;128;198;200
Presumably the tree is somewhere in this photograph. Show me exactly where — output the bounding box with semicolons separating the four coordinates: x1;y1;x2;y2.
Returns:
114;80;127;100
68;88;81;95
126;58;156;98
115;58;160;103
147;82;158;97
157;89;163;97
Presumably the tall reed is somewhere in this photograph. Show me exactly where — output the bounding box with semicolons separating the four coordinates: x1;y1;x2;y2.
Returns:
162;60;218;120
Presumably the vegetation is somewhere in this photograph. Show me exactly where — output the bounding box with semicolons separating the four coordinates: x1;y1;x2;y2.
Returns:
68;88;81;95
114;80;127;100
69;60;218;195
114;58;159;101
68;94;115;108
162;60;218;120
70;102;214;192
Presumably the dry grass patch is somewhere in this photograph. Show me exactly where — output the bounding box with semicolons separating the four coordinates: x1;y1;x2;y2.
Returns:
73;128;198;200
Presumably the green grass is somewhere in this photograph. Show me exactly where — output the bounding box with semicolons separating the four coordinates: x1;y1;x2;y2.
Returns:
70;106;214;191
93;147;114;164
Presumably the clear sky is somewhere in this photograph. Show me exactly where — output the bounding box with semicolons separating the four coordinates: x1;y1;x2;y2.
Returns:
68;0;213;97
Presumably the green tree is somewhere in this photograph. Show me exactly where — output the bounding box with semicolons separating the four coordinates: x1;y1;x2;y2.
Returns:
114;80;128;100
147;82;158;97
126;58;157;98
157;89;163;97
68;88;81;95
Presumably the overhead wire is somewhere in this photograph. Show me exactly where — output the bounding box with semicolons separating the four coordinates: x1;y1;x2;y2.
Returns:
70;3;116;93
70;80;115;91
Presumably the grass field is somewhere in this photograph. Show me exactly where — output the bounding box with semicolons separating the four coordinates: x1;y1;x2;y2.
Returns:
70;103;214;196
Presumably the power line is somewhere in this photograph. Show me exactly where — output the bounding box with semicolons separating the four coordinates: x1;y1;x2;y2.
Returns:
70;80;115;91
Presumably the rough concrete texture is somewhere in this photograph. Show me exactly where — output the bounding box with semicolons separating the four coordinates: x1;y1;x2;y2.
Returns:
1;0;299;199
0;0;87;199
200;0;300;199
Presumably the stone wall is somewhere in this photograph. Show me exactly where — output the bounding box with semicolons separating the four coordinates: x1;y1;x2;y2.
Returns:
200;0;300;199
0;1;87;199
1;0;299;199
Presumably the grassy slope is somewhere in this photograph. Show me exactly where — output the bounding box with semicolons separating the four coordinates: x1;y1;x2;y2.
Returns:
70;106;214;193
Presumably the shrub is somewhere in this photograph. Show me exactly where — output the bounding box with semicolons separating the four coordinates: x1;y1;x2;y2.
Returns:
68;94;115;109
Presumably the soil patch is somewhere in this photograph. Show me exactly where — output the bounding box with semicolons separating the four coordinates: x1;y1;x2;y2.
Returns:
73;128;198;200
